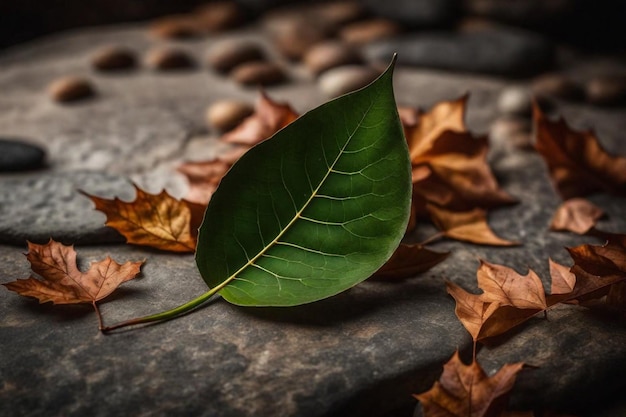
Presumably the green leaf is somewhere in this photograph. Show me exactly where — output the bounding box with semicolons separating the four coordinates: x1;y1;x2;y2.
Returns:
195;57;411;306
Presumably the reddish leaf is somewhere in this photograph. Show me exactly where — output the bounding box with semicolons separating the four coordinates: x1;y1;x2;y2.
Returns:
83;185;199;252
549;198;604;235
534;103;626;199
3;239;143;329
177;159;231;205
375;243;449;280
446;281;500;341
221;91;299;146
427;205;518;246
414;350;525;417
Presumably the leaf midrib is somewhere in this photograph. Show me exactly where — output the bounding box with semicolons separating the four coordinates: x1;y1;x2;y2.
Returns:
214;100;378;294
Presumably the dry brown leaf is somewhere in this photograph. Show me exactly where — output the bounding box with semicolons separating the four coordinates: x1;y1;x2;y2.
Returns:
566;233;626;303
414;350;525;417
534;103;626;199
2;239;143;329
177;159;231;205
221;90;299;146
404;95;467;162
477;261;547;310
549;198;605;235
446;281;500;341
374;243;449;280
548;258;576;296
83;185;199;252
427;204;518;246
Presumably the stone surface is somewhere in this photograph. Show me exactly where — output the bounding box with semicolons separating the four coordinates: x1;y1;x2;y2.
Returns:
364;28;554;77
1;22;626;417
318;65;380;98
360;0;458;27
0;171;134;245
0;138;46;172
497;85;532;116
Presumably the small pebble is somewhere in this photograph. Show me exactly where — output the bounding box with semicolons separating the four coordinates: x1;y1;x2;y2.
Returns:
304;41;362;75
206;40;265;73
149;15;200;39
0;138;46;172
318;65;380;97
531;73;584;100
585;75;626;106
194;1;243;32
314;1;366;25
48;76;95;102
268;18;334;61
339;18;402;45
497;85;532;116
145;47;195;70
231;61;287;86
91;46;137;71
206;100;254;132
490;117;533;150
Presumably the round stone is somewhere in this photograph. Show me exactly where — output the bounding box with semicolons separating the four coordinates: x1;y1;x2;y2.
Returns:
145;47;195;70
318;65;380;97
193;1;243;32
303;41;362;76
91;46;137;71
585;75;626;106
47;76;95;102
0;138;46;172
206;100;254;132
267;17;334;61
149;15;200;39
497;85;532;116
231;61;287;86
339;18;402;45
531;73;584;100
206;40;265;73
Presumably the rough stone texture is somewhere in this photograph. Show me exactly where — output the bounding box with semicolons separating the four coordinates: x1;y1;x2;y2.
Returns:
364;28;555;77
1;23;626;417
360;0;459;27
0;138;46;172
0;171;134;245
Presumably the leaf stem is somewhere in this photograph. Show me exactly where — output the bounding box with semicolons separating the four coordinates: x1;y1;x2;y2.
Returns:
92;301;104;331
100;285;221;333
419;231;445;246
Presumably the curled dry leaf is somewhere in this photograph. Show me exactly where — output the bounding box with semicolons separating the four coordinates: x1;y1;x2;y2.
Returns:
83;185;202;252
550;198;605;235
533;103;626;199
414;350;525;417
374;243;449;280
448;253;626;342
221;90;299;146
427;204;518;246
2;239;143;329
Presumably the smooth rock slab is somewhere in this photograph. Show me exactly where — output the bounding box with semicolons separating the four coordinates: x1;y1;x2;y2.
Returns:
0;138;46;172
0;171;134;245
365;28;555;77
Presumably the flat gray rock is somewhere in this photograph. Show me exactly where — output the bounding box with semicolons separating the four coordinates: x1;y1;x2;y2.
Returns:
0;171;134;245
365;28;555;77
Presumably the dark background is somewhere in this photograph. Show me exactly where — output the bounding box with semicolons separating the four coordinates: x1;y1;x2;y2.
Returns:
1;0;625;53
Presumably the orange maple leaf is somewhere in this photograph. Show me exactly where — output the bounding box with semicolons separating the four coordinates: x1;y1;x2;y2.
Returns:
427;204;518;246
374;243;449;280
83;185;203;252
549;198;605;235
533;103;626;199
2;239;143;329
414;350;525;417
